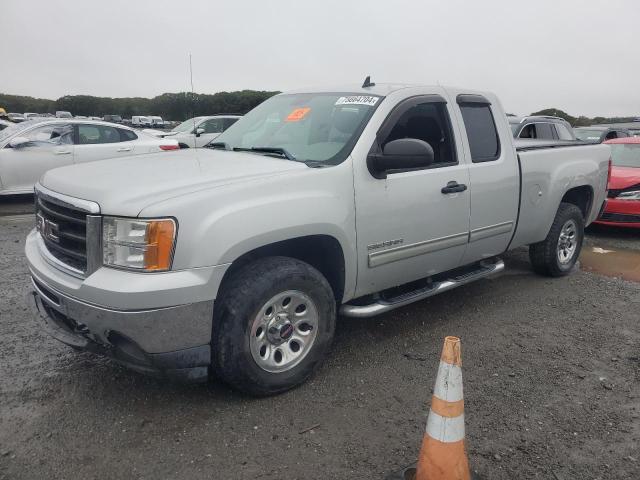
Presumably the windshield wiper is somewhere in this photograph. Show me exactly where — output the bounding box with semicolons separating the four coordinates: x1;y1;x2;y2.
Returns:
233;146;296;161
207;141;230;150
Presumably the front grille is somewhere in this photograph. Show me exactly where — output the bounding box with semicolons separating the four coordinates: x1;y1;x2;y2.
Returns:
599;212;640;223
36;195;88;272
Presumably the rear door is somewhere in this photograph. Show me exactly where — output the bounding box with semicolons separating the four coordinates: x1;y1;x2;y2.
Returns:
449;92;519;265
0;123;74;192
73;123;136;163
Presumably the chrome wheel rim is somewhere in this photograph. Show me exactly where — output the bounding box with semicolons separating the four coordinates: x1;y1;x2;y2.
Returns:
249;290;319;373
557;219;578;265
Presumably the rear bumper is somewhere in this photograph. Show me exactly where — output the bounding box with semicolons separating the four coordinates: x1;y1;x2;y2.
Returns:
28;274;214;382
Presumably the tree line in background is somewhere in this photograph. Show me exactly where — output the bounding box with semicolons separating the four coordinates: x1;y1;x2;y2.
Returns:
529;108;638;126
0;91;279;120
0;91;637;126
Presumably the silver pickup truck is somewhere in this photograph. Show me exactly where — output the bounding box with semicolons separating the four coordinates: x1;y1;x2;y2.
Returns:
25;83;610;395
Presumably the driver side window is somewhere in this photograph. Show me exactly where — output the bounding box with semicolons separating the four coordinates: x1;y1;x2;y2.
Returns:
380;102;457;167
23;124;72;146
201;119;224;134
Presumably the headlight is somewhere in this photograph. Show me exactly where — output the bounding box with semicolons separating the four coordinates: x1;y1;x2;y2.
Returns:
617;190;640;200
102;217;176;271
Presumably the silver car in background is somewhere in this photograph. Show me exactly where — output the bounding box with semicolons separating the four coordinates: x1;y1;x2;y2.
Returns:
0;119;179;195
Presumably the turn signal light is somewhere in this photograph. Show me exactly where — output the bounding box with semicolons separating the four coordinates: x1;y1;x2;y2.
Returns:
144;220;176;271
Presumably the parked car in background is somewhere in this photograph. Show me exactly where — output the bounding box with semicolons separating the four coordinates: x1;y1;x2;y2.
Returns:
103;115;123;124
56;111;73;119
23;113;40;120
7;113;26;123
574;126;632;143
0;119;178;195
131;116;152;128
145;115;241;148
595;137;640;227
88;116;102;121
0;119;12;131
148;116;165;129
24;83;609;394
509;115;576;140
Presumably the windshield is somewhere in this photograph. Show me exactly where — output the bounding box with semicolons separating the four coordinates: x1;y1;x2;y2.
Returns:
212;93;382;164
0;120;44;143
610;144;640;168
173;117;204;133
575;129;603;141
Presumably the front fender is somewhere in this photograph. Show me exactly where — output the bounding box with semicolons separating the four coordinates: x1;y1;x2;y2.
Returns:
140;160;358;299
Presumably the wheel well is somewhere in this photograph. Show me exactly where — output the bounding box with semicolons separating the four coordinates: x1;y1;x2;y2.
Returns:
220;235;346;302
561;186;593;219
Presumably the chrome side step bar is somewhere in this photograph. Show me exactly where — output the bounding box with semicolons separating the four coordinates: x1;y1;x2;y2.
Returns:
340;258;505;318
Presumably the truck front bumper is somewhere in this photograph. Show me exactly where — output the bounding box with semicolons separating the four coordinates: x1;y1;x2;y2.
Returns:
28;274;214;382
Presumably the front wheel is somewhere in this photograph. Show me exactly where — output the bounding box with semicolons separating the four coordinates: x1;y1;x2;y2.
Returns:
211;256;336;396
529;202;585;277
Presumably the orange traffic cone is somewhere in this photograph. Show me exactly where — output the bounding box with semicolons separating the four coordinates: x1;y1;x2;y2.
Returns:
415;336;471;480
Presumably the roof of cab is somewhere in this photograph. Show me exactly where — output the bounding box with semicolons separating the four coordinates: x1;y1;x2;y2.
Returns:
284;83;422;96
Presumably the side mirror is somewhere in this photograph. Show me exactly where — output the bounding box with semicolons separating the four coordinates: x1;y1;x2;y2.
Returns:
195;128;205;137
367;138;434;179
9;136;30;149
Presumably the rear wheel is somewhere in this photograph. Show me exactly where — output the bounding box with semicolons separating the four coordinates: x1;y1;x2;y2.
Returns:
529;202;584;277
211;256;336;396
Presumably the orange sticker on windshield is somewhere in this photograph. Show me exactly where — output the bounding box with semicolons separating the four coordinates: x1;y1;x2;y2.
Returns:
286;107;311;122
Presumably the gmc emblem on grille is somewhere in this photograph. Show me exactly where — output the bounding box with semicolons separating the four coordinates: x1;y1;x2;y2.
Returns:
36;213;60;243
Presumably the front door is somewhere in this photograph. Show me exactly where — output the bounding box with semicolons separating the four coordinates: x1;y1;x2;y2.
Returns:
0;123;74;193
353;95;471;297
194;118;225;147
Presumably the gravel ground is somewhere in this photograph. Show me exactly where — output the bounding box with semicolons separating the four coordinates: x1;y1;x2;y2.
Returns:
0;211;638;480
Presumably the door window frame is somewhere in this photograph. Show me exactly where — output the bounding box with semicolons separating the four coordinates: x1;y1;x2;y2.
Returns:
367;94;459;176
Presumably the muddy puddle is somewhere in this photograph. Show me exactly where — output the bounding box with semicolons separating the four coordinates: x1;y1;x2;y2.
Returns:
580;246;640;282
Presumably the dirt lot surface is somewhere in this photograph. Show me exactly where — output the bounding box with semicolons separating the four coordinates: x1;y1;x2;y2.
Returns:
0;206;638;480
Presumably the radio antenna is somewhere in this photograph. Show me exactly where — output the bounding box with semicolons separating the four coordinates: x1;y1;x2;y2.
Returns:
189;53;197;149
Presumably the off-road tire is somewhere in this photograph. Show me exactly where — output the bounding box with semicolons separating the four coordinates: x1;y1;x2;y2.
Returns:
529;202;584;277
211;256;336;396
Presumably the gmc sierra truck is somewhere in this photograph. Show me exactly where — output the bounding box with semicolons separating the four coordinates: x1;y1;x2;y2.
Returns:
26;82;610;395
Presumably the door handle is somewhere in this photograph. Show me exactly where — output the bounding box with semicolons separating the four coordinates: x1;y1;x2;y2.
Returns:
54;150;71;155
441;181;467;194
117;147;132;152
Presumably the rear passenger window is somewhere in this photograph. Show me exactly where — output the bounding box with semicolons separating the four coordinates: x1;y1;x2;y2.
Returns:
223;117;239;131
554;124;574;140
119;129;138;141
535;123;554;139
459;104;500;162
77;125;121;144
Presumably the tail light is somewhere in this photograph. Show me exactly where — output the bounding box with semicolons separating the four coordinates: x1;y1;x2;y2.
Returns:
160;144;179;151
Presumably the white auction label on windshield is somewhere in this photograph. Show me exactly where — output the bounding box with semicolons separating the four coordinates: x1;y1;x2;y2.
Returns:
335;96;379;107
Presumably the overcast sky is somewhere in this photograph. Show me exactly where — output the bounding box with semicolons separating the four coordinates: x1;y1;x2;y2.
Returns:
2;0;638;117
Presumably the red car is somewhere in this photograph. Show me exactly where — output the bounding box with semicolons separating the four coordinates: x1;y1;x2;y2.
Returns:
595;137;640;227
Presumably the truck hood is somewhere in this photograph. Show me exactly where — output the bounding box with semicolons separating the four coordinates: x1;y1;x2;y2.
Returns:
40;149;307;216
609;166;640;190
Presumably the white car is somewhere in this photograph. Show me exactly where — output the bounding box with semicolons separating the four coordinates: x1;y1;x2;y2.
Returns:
0;119;179;195
132;116;152;128
144;115;240;148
